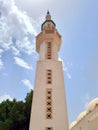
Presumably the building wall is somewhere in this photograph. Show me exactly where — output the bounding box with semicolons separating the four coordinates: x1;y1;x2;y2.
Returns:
70;102;98;130
29;60;69;130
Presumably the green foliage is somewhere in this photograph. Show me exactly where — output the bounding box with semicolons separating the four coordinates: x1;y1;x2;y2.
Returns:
0;90;33;130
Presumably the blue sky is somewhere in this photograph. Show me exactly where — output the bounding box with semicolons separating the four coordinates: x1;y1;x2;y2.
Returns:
0;0;98;124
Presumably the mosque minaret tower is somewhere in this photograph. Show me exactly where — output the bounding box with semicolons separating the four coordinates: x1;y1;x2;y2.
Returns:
29;11;69;130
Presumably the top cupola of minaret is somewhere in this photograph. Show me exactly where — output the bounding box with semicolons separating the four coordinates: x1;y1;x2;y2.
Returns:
41;11;56;31
46;10;51;20
36;11;61;53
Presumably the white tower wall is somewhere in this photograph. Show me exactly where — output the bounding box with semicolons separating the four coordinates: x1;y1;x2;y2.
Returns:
29;11;69;130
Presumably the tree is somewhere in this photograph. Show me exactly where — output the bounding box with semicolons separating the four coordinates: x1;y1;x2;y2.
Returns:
0;90;33;130
24;90;33;129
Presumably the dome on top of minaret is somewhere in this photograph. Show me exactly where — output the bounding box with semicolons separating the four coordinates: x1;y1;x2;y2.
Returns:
41;11;56;31
46;10;51;20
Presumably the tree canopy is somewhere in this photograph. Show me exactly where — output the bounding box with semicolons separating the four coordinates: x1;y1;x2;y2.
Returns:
0;90;33;130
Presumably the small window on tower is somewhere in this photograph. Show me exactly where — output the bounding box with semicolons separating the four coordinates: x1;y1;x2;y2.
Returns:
48;80;51;84
46;88;52;95
48;72;51;75
47;107;52;112
47;95;51;100
47;91;51;95
47;70;52;84
46;88;53;119
48;77;51;79
46;113;52;119
47;101;52;106
48;46;51;49
47;42;52;59
46;127;53;130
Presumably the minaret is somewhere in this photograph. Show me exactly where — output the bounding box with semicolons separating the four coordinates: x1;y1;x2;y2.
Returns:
29;11;69;130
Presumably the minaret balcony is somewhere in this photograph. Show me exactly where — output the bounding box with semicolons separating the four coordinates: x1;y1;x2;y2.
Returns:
36;31;61;53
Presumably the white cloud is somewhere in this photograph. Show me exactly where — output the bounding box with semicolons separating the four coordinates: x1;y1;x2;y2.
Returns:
67;73;72;79
0;49;4;55
0;0;37;56
11;46;20;56
16;37;35;55
22;79;33;90
14;56;32;70
59;58;66;71
0;94;13;103
0;59;3;69
82;93;91;109
59;58;72;79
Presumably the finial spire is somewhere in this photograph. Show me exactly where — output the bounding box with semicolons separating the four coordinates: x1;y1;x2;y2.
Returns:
46;10;51;20
47;10;50;15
